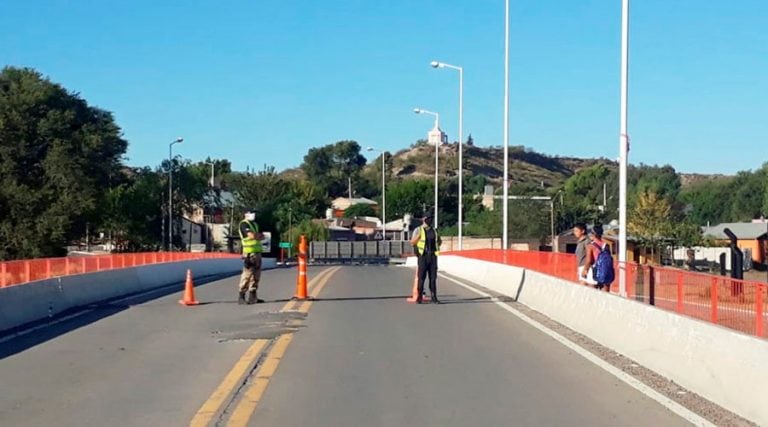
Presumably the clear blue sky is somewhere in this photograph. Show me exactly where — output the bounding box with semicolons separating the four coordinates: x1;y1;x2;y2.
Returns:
2;0;766;174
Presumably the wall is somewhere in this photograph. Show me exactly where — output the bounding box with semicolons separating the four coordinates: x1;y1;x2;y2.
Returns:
0;258;276;334
438;237;536;252
437;255;768;426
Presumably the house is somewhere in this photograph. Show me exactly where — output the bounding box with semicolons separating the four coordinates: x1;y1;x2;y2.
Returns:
702;221;768;266
329;197;378;218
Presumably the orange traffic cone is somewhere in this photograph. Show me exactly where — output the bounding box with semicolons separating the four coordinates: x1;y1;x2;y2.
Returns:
179;269;200;306
406;271;423;303
294;235;309;300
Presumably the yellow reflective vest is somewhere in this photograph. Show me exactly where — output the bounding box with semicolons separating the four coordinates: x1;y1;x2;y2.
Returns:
239;220;263;255
416;226;440;256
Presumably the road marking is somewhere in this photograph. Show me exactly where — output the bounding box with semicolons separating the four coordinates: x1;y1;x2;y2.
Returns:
225;267;340;426
189;267;335;427
280;266;337;312
439;273;716;427
226;333;294;427
189;339;268;427
297;266;340;313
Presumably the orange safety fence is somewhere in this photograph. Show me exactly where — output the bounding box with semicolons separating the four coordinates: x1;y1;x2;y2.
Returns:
0;252;240;288
452;249;767;339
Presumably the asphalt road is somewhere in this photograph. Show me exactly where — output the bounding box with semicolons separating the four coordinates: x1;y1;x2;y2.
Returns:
0;265;692;427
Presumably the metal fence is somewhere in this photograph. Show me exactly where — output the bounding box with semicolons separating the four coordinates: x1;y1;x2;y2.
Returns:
0;252;240;287
310;241;415;263
453;249;767;339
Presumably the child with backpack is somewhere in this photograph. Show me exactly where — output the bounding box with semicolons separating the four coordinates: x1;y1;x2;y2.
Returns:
581;225;615;292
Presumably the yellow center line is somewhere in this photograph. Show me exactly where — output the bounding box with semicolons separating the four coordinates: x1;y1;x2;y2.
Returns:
297;266;340;313
225;266;340;427
189;267;335;427
189;339;268;427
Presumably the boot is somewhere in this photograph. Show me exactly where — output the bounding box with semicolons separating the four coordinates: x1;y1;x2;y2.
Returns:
246;290;264;305
238;291;246;305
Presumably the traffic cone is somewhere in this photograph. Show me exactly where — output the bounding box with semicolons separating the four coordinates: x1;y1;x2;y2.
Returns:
294;235;309;300
179;269;200;306
406;271;423;303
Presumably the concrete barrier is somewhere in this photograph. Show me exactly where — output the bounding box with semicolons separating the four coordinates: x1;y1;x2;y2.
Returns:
438;255;768;426
0;258;275;334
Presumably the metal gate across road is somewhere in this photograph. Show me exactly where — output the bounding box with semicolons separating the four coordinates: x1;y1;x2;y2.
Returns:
309;241;414;264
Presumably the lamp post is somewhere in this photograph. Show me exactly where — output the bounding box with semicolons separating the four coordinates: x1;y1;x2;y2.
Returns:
204;161;215;251
430;60;464;250
502;0;510;250
618;0;630;296
414;108;440;226
367;147;387;241
168;137;183;251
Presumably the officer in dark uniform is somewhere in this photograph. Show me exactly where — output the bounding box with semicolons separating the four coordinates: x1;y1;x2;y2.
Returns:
410;210;441;304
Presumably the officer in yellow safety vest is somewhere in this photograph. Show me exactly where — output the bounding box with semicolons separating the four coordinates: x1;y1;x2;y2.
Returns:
410;210;442;304
238;209;264;304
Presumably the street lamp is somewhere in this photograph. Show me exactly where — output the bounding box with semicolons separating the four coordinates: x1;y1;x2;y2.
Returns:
204;160;215;251
618;0;630;296
168;137;183;251
414;108;440;226
502;0;510;250
367;147;387;241
430;60;464;250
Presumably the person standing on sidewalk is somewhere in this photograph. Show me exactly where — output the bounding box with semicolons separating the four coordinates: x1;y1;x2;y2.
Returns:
238;209;264;304
410;211;442;304
574;223;596;287
582;224;614;292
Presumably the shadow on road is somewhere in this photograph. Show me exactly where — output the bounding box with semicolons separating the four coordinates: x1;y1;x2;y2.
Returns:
0;274;235;360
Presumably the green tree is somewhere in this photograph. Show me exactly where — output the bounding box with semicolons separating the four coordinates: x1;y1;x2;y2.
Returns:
301;140;367;197
629;164;681;204
280;219;329;250
101;167;165;251
386;179;434;219
678;178;733;225
343;203;376;218
628;190;673;261
0;67;128;259
729;169;766;221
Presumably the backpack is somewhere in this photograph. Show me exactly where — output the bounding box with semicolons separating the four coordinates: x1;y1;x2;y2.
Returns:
592;243;615;284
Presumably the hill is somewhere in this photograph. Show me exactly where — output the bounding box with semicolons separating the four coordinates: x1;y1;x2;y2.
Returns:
385;142;612;190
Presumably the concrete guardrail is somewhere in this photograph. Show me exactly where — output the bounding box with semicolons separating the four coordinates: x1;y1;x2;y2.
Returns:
435;255;768;426
0;258;276;334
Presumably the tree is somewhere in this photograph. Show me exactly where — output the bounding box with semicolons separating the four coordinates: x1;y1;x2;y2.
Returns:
678;178;733;225
629;164;681;204
628;190;673;261
101;167;165;251
386;179;434;219
280;219;329;250
729;169;766;221
0;67;128;259
300;140;367;197
343;203;376;218
558;164;617;231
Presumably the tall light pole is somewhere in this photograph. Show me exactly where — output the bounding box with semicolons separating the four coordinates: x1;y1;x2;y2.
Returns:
502;0;510;250
414;108;440;226
431;60;464;250
168;137;183;251
367;147;387;241
618;0;630;296
205;160;215;251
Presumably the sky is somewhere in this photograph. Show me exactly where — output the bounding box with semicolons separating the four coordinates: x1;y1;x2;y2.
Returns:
2;0;767;175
